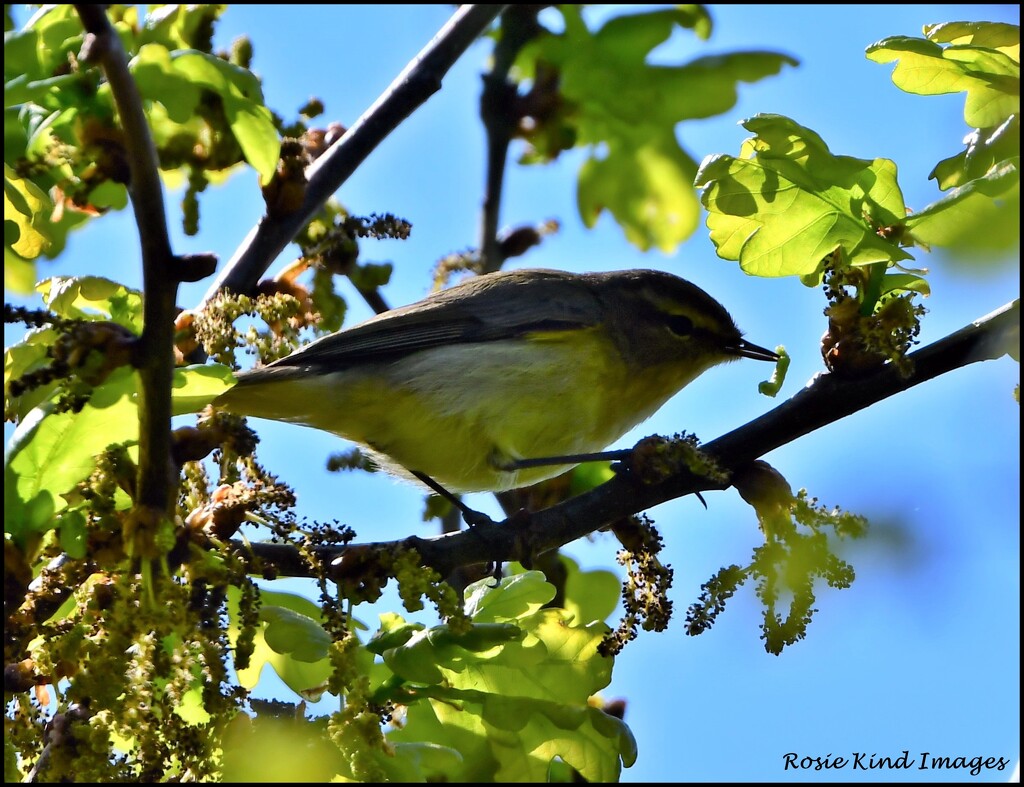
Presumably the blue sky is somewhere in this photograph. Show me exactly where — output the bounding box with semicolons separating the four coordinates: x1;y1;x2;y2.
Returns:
6;4;1020;782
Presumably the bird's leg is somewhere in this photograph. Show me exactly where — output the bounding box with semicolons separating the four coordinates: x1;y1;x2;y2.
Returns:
501;447;710;507
499;449;634;471
411;471;496;528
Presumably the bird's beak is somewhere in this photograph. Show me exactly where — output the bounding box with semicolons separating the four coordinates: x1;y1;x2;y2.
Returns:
728;339;779;362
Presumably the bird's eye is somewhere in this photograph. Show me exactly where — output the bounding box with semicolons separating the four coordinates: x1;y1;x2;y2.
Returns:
665;314;694;336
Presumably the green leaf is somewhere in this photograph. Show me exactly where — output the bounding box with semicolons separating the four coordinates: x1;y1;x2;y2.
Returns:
516;6;796;252
924;21;1020;54
4;163;53;260
878;273;932;298
568;460;615;496
171;364;235;415
3;246;36;294
696;114;913;277
930;115;1020;189
3;26;43;87
561;556;621;627
380;573;634;780
221;716;347;783
220;94;280;184
578;131;700;252
173;686;212;726
463;570;556;623
130;45;280;182
131;43;201;124
36;197;92;261
382;629;445;685
168;51;280;183
5;74;60;108
87;180;129;210
6;6;83;83
906;158;1020;250
229;587;333;700
4;368;139;542
38;276;146;333
140;4;227;52
366;611;424;654
384;742;464;782
590;6;713;59
427;623;524;653
57;509;88;559
171;50;264;102
251;588;326;625
260;605;332;663
383;623;526;686
655;51;805;123
388;602;633;781
866;29;1020;129
22;105;78;166
34;6;85;73
5;319;223;455
6;326;59;421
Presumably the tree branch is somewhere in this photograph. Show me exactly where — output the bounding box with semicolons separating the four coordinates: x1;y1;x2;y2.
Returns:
199;4;507;306
477;7;540;273
76;6;180;514
346;273;392;315
237;299;1020;579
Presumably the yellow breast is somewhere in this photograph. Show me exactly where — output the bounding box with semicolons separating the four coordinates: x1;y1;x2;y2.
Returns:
218;328;698;492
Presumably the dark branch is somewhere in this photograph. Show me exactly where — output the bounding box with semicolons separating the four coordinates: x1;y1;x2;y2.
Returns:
76;5;179;513
347;274;392;315
200;4;507;306
237;299;1020;579
477;8;540;273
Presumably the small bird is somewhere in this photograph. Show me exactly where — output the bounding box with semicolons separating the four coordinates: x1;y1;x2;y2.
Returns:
215;268;778;495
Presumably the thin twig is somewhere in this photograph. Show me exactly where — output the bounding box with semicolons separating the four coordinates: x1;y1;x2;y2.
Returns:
347;275;392;315
200;5;507;306
477;8;540;273
237;299;1020;578
75;5;179;513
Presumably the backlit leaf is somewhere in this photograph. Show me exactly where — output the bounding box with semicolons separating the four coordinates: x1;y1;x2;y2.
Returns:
867;25;1020;129
696;114;913;278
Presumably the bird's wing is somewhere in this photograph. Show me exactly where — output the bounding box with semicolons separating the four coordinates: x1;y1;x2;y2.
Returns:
247;270;604;375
